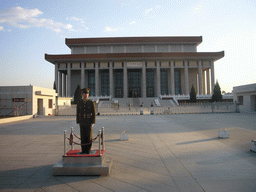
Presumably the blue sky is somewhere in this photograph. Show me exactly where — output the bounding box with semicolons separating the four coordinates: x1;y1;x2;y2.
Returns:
0;0;255;93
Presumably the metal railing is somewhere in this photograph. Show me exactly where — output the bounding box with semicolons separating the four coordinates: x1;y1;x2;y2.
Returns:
64;127;105;156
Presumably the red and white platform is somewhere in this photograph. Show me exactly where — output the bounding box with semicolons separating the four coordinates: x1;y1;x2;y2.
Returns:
53;149;112;176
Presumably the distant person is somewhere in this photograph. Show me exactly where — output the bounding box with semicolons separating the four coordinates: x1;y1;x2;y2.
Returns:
76;88;96;154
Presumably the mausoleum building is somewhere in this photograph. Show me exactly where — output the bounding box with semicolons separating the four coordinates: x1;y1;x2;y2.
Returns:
45;36;224;100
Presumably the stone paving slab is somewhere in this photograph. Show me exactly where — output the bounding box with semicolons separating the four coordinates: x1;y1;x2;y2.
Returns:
0;113;256;191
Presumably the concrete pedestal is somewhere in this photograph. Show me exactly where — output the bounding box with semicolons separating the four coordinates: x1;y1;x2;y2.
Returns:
250;140;256;152
218;130;229;139
53;149;112;176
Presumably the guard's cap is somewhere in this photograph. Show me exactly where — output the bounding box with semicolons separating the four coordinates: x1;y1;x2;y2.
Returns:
81;88;90;94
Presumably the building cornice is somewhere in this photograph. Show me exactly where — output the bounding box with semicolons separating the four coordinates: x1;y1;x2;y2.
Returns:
65;36;203;47
45;51;224;64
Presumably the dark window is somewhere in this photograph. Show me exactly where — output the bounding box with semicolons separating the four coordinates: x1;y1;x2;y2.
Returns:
128;69;141;98
114;70;123;98
48;99;53;108
174;69;181;95
101;70;109;96
88;71;95;96
146;69;155;97
237;96;243;105
12;98;25;102
161;69;168;95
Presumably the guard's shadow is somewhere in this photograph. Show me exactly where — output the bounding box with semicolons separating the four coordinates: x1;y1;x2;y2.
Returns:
176;137;219;145
104;139;120;142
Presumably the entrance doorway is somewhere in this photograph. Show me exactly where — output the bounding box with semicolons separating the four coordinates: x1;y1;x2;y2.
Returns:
146;69;155;97
128;69;141;98
114;70;123;98
37;99;43;115
115;88;123;98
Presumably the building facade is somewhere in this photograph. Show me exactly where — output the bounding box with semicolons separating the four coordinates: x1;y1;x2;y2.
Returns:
45;36;224;99
233;83;256;113
0;86;57;116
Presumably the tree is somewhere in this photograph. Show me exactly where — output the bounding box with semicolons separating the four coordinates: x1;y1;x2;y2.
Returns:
190;85;197;102
212;81;222;102
53;81;56;90
74;85;82;104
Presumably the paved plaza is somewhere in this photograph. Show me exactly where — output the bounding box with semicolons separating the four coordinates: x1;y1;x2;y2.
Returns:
0;113;256;192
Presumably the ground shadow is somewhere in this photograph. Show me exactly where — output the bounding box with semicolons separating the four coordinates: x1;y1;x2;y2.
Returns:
0;165;101;190
104;139;121;142
176;137;219;145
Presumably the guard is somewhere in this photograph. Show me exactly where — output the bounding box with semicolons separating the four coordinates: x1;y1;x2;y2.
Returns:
76;88;96;154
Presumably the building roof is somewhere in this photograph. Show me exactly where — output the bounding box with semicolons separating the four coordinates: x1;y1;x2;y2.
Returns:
65;36;203;48
233;83;256;93
45;51;224;64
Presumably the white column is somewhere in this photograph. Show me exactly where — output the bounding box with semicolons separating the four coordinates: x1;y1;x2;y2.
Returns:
210;60;215;94
184;61;189;95
81;62;85;89
206;69;210;94
142;61;146;98
202;69;206;95
85;70;88;89
109;62;114;98
181;45;184;52
156;61;161;97
95;62;99;96
62;73;66;97
55;64;58;95
67;63;71;97
58;71;62;97
198;61;202;95
171;61;175;95
123;62;128;98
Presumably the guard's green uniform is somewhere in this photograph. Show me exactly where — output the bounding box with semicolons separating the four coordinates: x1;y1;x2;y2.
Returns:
76;99;96;154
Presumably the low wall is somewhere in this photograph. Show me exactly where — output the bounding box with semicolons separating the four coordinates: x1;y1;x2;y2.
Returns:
0;115;34;124
153;102;237;114
56;102;238;116
56;105;76;116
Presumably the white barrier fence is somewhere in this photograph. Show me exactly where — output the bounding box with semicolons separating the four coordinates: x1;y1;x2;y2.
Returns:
56;105;76;116
160;94;233;101
153;102;237;115
56;102;237;116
